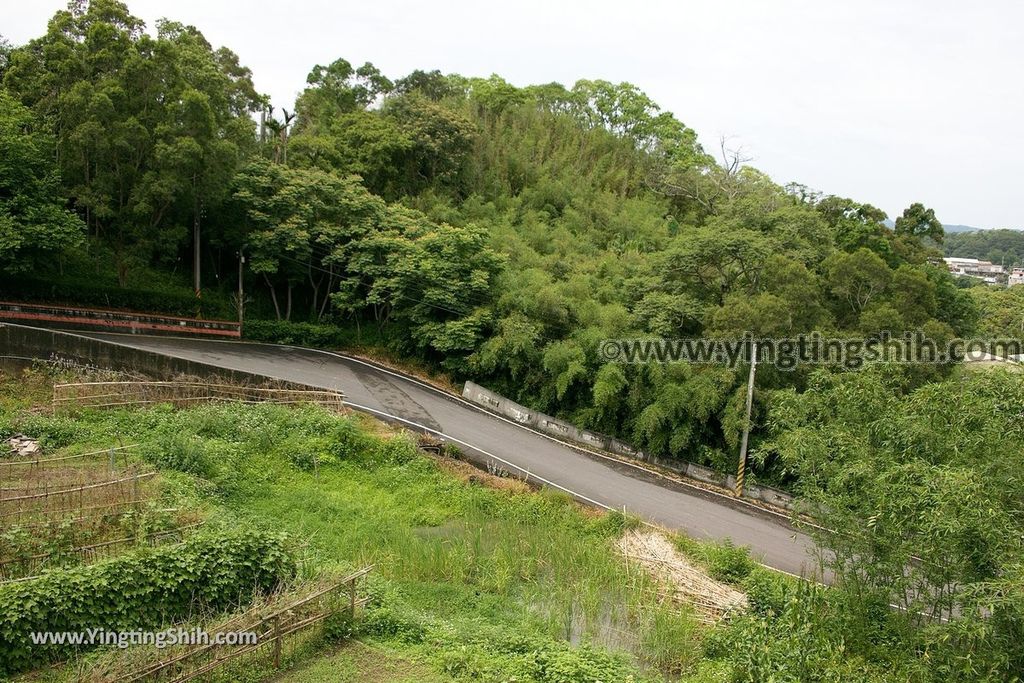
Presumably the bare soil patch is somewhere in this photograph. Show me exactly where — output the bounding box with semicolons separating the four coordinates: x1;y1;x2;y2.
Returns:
617;528;747;623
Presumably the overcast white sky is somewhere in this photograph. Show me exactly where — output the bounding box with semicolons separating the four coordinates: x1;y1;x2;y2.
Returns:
3;0;1022;228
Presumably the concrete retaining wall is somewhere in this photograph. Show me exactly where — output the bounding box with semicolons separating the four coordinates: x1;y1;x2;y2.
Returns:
462;381;615;451
462;380;795;510
0;323;312;392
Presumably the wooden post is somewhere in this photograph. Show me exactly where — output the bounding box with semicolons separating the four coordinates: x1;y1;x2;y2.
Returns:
237;249;245;326
193;193;202;298
272;615;281;669
349;577;357;619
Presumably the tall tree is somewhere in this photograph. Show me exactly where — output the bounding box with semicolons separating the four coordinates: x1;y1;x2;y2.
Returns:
0;89;84;273
3;0;261;285
294;58;392;132
337;208;504;359
895;202;944;243
824;247;893;319
231;158;384;321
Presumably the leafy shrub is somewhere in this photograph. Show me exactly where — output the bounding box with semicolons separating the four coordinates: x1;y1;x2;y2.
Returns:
286;444;322;472
0;527;294;675
436;631;643;682
321;610;356;641
14;414;83;449
704;582;923;682
359;606;428;644
703;540;756;584
327;419;375;461
365;437;418;466
141;432;217;478
274;434;338;472
442;442;465;459
740;569;789;617
0;414;14;440
242;320;353;348
242;319;396;350
0;526;35;576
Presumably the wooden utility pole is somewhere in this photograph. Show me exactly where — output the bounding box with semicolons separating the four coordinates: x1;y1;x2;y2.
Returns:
193;194;201;298
735;341;758;497
237;249;246;325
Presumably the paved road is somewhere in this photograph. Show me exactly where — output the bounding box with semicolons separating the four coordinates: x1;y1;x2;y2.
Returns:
78;332;819;577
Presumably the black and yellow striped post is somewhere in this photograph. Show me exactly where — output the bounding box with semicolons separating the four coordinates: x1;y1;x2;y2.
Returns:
735;340;758;498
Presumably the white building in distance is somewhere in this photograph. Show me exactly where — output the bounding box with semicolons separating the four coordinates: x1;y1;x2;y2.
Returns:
943;257;1006;284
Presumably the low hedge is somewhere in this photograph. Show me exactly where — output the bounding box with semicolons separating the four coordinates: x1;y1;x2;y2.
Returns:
242;319;387;349
0;527;295;675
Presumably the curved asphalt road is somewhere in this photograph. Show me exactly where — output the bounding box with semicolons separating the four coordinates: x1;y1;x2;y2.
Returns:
75;332;818;577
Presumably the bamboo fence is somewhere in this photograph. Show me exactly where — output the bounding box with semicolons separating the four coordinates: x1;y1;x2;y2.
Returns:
121;566;374;682
52;381;345;413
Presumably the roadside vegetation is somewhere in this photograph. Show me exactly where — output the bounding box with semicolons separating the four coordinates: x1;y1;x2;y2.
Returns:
2;365;1023;681
0;367;710;681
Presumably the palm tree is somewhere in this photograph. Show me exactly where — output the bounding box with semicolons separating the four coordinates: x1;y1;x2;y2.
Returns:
263;107;296;165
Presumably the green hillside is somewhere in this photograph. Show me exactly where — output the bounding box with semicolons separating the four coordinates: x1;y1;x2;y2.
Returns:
3;3;1024;680
0;0;986;487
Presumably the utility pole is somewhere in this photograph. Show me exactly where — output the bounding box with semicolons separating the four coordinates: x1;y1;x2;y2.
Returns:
237;248;246;326
193;193;201;298
735;340;758;498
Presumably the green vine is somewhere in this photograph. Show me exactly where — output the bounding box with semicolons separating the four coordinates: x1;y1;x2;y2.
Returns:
0;527;295;675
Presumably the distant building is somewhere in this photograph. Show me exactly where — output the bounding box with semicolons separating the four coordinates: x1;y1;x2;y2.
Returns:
943;257;1006;284
1009;268;1024;287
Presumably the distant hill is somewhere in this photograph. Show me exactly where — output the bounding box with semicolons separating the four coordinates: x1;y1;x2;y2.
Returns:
885;221;1017;234
943;224;982;234
889;222;1018;234
944;228;1024;265
941;224;1022;234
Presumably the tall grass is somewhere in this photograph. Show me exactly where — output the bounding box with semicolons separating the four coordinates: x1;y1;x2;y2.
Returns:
1;392;708;681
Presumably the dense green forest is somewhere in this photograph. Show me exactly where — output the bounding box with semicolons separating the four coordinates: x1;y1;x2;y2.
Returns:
3;2;1024;680
944;228;1024;266
2;0;1000;483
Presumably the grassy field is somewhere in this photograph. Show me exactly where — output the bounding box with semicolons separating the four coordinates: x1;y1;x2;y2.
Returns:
0;366;798;682
273;640;446;682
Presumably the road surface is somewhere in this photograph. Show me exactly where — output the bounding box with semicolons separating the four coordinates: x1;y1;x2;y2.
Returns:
76;332;819;577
